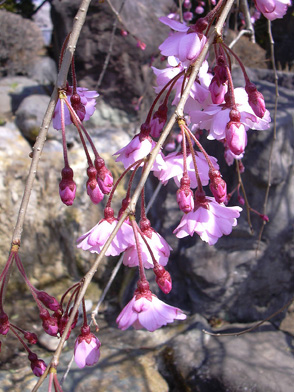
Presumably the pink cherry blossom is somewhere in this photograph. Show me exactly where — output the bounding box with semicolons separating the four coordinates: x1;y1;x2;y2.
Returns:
77;210;134;256
116;293;186;332
114;134;166;172
152;59;211;107
74;332;101;368
154;150;218;188
53;87;98;130
190;88;271;141
158;16;207;67
254;0;291;20
173;196;242;245
123;229;172;269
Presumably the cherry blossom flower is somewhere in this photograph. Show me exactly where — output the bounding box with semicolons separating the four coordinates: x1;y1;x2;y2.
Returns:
173;196;242;245
76;209;134;256
74;329;101;368
53;87;98;130
123;229;172;269
114;134;166;172
116;292;186;332
254;0;291;20
190;88;271;141
154;150;218;188
158;16;207;67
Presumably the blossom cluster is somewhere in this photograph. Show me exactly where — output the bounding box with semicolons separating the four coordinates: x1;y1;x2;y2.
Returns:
2;0;289;386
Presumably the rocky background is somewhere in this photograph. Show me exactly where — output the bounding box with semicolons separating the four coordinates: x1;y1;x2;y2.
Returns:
0;0;294;391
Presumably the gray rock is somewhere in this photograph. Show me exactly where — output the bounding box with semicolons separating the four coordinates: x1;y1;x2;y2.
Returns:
169;321;294;392
0;10;44;77
27;56;57;86
0;76;47;119
15;94;56;142
38;333;67;352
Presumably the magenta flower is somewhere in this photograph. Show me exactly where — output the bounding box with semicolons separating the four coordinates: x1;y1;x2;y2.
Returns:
116;292;186;332
123;229;172;269
254;0;291;20
114;134;166;172
74;331;101;368
53;87;98;130
158;16;207;66
77;209;134;256
173;196;242;245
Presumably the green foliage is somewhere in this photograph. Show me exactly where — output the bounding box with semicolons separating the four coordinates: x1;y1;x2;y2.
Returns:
0;0;35;18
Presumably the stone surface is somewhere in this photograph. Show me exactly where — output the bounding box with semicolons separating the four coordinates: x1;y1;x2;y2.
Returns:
169;320;294;392
0;76;48;120
0;9;44;77
51;0;175;113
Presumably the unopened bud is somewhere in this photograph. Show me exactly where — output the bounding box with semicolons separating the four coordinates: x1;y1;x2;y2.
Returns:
209;170;227;204
209;77;226;104
36;291;60;312
245;82;266;119
59;167;76;206
28;352;47;377
71;93;86;122
39;309;58;337
24;331;38;344
0;311;10;335
86;166;104;204
226;121;247;156
94;158;113;195
154;265;172;294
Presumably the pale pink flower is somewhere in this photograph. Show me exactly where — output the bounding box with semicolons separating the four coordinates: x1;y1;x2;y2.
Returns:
114;135;166;172
74;332;101;368
224;143;244;165
53;87;98;130
77;210;134;256
152;59;211;107
116;293;186;332
158;16;207;67
123;229;172;269
173;196;242;245
190;88;271;140
154;151;218;188
254;0;291;20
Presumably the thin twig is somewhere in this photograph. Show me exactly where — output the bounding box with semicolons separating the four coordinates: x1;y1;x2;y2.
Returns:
203;295;294;337
96;0;127;90
239;0;255;43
